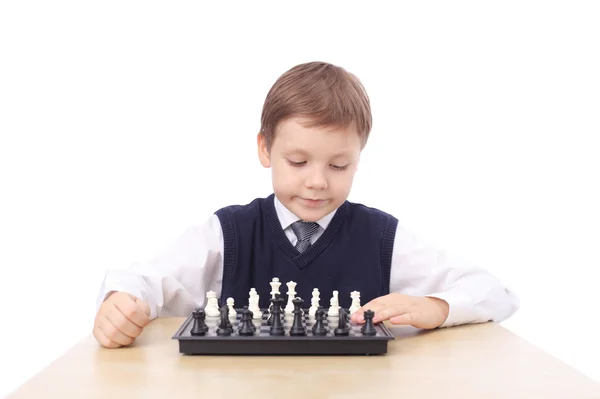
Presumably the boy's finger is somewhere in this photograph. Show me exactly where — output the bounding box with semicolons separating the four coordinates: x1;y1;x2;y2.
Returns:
352;304;411;323
389;313;417;325
105;304;143;338
350;297;389;322
370;306;412;323
93;325;122;349
135;297;151;318
115;297;151;328
98;317;134;346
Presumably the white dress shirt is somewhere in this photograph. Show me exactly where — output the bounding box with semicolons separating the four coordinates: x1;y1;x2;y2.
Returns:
96;196;520;328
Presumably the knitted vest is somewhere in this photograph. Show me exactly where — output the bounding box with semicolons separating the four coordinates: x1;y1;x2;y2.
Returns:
215;194;397;309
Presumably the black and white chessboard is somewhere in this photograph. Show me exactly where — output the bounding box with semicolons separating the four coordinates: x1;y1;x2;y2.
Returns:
172;306;394;355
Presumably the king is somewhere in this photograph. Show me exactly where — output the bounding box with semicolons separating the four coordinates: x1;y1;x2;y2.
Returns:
268;277;281;316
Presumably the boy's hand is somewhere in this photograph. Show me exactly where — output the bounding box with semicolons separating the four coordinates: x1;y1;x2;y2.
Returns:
93;291;151;348
350;293;449;329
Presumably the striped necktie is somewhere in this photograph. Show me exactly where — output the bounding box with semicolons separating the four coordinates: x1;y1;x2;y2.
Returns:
290;221;319;253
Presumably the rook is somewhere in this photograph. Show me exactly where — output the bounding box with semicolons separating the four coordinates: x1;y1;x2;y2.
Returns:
361;310;377;336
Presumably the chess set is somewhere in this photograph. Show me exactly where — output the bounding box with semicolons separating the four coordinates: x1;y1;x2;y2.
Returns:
172;278;395;355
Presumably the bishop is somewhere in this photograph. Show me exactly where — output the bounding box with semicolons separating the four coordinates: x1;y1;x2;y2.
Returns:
328;290;340;316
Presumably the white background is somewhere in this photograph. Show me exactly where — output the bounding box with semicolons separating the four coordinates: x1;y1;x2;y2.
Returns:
1;1;599;397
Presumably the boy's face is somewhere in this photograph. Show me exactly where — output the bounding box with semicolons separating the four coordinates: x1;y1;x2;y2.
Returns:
258;117;362;222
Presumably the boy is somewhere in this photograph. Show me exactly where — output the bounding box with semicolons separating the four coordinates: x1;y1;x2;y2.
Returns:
93;61;519;348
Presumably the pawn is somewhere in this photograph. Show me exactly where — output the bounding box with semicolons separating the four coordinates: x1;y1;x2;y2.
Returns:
226;297;236;316
289;297;306;336
237;308;255;336
311;307;329;336
361;309;377;336
334;308;350;336
191;308;208;336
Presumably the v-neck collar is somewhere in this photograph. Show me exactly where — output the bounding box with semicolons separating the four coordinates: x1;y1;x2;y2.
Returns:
273;195;337;234
264;194;350;269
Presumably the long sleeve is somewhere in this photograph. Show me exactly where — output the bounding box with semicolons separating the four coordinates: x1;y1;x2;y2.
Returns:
389;224;520;327
95;215;225;320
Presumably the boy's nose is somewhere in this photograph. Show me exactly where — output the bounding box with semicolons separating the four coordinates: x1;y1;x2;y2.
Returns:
305;169;328;190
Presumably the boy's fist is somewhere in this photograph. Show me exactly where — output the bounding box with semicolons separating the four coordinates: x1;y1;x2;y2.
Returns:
93;291;151;348
350;293;450;329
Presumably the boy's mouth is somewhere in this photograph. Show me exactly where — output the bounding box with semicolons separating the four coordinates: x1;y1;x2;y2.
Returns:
299;198;326;207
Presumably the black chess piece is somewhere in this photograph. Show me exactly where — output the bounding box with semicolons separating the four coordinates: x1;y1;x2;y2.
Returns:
243;305;253;319
334;308;350;336
238;308;255;336
242;306;256;332
361;309;377;336
269;296;285;336
225;305;233;328
267;293;279;325
217;305;232;336
289;297;306;336
311;307;329;336
191;308;209;336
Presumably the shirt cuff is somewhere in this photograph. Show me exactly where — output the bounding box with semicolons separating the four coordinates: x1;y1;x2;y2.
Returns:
425;290;477;328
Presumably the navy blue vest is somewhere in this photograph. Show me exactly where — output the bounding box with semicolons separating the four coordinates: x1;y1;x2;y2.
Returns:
215;194;398;310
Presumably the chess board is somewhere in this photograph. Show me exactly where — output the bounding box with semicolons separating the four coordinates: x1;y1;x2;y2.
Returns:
172;308;395;355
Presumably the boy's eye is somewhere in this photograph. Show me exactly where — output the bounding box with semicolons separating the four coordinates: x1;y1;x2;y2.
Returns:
331;164;348;171
287;159;306;167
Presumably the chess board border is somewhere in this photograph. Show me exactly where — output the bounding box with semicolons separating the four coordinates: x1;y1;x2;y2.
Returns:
171;308;395;356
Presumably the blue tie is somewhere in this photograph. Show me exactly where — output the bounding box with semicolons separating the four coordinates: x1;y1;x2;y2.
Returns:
291;221;319;253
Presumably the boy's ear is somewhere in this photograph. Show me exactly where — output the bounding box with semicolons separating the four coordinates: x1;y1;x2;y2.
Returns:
257;132;271;168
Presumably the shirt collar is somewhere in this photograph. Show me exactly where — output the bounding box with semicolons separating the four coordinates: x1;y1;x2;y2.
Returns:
273;195;337;231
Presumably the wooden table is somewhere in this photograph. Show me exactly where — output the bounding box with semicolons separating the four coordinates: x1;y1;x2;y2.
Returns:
7;318;600;398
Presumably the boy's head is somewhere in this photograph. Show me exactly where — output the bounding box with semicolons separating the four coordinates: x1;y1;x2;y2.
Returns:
257;61;372;222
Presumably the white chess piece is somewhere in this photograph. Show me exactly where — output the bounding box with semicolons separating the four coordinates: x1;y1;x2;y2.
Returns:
204;291;220;317
226;297;236;316
269;278;281;299
269;277;281;315
349;291;361;314
284;281;297;314
308;288;320;316
248;288;262;319
328;290;340;316
249;287;258;305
